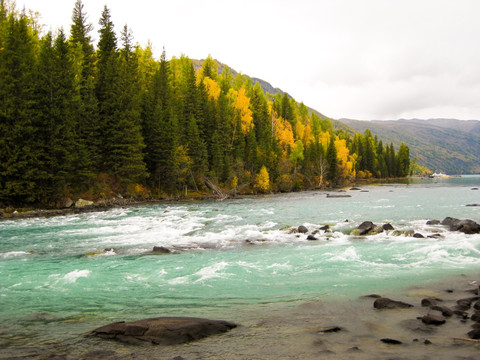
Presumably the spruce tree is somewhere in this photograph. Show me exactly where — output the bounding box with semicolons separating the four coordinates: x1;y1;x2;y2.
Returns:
326;136;337;184
0;13;38;204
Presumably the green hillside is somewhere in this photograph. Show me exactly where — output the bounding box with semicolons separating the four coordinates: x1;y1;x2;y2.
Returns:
340;119;480;174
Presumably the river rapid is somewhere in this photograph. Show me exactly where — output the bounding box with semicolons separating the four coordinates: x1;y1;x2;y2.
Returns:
1;176;480;359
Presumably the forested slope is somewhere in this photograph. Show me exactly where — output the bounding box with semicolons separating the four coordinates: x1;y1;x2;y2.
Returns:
0;1;410;206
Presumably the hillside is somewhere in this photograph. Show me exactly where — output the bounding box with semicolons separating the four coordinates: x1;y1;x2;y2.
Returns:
340;118;480;174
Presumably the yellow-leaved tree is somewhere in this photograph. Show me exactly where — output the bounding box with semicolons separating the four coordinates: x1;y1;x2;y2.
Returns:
255;166;270;193
334;137;356;179
203;77;221;101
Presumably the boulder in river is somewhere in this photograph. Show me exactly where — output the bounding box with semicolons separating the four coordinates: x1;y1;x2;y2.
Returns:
152;246;172;254
382;223;394;231
298;225;309;233
374;297;413;309
355;221;375;236
449;219;480;234
89;317;237;345
307;235;318;241
420;313;445;325
426;219;440;225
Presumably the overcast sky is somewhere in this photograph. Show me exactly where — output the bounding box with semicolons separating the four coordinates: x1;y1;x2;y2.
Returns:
18;0;480;120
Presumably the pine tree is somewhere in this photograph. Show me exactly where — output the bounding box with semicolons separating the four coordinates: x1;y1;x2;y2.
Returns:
0;13;38;203
69;0;99;172
326;136;337;184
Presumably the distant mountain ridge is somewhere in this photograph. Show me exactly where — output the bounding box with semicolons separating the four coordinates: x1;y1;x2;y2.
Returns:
341;118;480;174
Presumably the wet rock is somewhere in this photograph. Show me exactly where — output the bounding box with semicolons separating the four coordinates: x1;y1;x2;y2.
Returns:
441;217;459;226
356;221;375;236
382;223;395;231
474;300;480;310
472;188;479;190
89;317;237;345
381;338;402;345
421;313;445;325
326;194;351;198
453;310;469;319
152;246;172;254
426;219;440;225
307;235;318;241
350;187;361;190
421;297;441;307
413;233;424;238
450;219;480;234
361;294;382;299
427;234;442;239
466;204;480;207
430;305;453;317
468;329;480;339
456;297;480;310
471;311;480;322
319;225;330;231
374;297;413;309
298;225;309;233
424;339;432;345
318;326;343;333
400;319;435;334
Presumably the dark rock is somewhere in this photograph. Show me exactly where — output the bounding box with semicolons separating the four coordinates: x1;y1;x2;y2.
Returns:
427;234;442;239
318;326;343;333
347;346;361;352
466;204;480;207
306;235;318;241
413;233;424;238
472;188;479;190
449;219;480;234
350;187;361;190
400;319;435;334
381;338;402;345
421;314;445;325
474;300;480;310
441;217;460;226
456;297;480;310
89;317;237;345
468;329;480;339
471;311;480;322
361;294;382;299
453;310;469;319
298;225;309;233
357;221;375;236
326;194;351;198
424;339;432;345
421;298;441;307
471;323;480;329
430;305;453;317
374;297;413;309
426;219;440;225
319;225;330;231
360;190;369;192
382;223;395;231
152;246;172;254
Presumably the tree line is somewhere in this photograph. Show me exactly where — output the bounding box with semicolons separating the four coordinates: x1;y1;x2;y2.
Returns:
0;1;410;206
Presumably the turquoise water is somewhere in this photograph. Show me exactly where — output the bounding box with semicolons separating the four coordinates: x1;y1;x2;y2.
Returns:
1;176;480;353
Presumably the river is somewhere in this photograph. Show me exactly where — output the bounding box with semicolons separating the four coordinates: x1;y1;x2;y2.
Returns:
1;176;480;359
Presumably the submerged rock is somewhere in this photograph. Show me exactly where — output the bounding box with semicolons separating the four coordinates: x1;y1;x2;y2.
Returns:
89;317;237;345
374;297;413;309
420;313;445;325
152;246;172;254
426;219;440;225
307;235;318;241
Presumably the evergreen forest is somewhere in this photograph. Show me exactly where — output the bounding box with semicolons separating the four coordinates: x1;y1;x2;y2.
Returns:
0;1;410;207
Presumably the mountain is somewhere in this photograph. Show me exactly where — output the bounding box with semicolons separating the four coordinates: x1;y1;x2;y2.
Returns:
340;118;480;174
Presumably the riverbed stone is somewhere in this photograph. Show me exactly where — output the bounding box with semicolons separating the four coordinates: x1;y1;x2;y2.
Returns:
421;313;445;325
356;221;375;235
373;297;413;309
382;223;394;231
298;225;309;233
307;234;318;240
89;317;237;345
152;246;172;254
426;219;440;225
